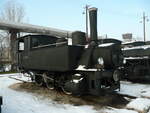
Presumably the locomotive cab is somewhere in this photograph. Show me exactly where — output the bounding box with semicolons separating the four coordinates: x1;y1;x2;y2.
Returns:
17;35;84;72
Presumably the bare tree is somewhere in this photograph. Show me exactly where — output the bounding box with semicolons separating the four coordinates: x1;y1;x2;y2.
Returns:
0;34;8;68
1;0;25;22
0;34;6;59
0;0;25;70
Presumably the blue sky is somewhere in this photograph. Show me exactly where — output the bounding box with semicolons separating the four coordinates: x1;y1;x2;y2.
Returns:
0;0;150;40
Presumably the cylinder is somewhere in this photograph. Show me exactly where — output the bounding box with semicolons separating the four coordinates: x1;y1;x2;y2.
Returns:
89;7;98;41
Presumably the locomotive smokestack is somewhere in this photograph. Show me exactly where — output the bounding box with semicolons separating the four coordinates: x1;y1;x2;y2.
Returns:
89;7;98;41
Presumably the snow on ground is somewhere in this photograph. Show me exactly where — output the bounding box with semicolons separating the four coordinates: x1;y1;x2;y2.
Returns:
126;98;150;112
0;73;20;77
141;91;150;98
119;81;150;113
1;73;150;113
100;107;138;113
0;75;98;113
118;81;150;97
140;87;150;98
0;73;32;82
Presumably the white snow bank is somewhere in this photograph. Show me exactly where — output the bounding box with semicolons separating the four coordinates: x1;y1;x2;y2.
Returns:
126;98;150;112
1;74;150;113
0;73;31;82
0;76;98;113
141;88;150;98
0;73;20;77
100;107;138;113
118;81;150;97
9;73;32;82
141;91;150;98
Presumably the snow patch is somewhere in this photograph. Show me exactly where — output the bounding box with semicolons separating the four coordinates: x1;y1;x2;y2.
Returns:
100;107;138;113
141;87;150;98
98;43;114;47
0;73;20;77
126;98;150;113
118;81;150;97
0;75;98;113
123;45;150;50
124;56;149;60
1;74;150;113
76;65;97;71
141;91;150;98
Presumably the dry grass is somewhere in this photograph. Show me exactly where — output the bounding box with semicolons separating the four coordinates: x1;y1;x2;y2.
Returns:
9;82;130;110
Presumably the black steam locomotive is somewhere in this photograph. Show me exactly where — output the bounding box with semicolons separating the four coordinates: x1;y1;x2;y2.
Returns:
122;41;150;81
17;8;123;95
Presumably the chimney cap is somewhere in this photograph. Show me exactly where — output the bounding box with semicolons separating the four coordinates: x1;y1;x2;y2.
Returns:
88;7;97;11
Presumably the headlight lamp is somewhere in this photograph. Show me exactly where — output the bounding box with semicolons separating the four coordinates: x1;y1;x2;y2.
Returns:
96;57;104;69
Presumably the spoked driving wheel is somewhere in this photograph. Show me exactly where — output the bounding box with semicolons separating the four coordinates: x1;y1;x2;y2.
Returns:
62;74;85;95
61;85;72;95
35;75;44;86
43;73;54;90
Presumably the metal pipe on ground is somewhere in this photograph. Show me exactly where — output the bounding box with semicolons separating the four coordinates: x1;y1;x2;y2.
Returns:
0;20;72;38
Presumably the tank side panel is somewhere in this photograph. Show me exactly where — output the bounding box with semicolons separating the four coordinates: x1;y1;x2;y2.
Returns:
21;46;83;71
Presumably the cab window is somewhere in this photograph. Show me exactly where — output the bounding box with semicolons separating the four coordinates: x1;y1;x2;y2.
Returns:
18;39;24;51
31;35;58;48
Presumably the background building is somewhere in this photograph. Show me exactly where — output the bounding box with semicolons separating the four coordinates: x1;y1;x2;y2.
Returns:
122;33;132;42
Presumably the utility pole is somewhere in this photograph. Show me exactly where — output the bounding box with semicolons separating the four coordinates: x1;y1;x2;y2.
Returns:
106;34;108;39
141;12;149;42
83;5;90;40
143;12;146;42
